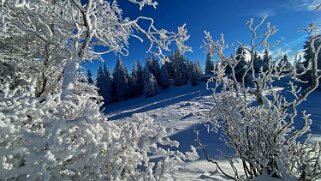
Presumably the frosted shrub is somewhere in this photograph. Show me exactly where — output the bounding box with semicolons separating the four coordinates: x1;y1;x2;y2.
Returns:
0;0;197;180
0;81;198;180
200;17;321;180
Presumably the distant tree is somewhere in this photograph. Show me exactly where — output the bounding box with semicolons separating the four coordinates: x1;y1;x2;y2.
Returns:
124;66;133;98
195;60;203;77
303;35;321;69
174;72;184;86
190;65;199;86
113;56;129;101
135;61;145;96
278;54;293;74
96;66;104;97
159;65;170;89
301;36;321;84
224;54;234;75
95;63;114;104
87;70;94;84
103;69;113;104
127;65;137;98
253;51;264;73
173;51;188;85
143;66;157;97
258;49;271;73
149;55;161;82
205;52;214;74
234;46;249;82
164;59;175;79
185;59;194;81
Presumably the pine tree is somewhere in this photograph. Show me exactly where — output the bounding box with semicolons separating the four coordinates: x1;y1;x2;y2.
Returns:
173;51;188;85
224;54;234;75
295;55;305;74
149;55;161;83
159;65;170;89
164;52;175;79
87;70;94;84
205;52;214;74
301;36;321;83
143;66;157;97
96;66;104;97
112;56;129;101
96;64;113;104
261;49;271;72
185;59;194;81
195;60;203;77
103;69;113;104
303;35;321;69
174;72;184;86
135;61;144;96
253;51;264;73
191;65;199;86
278;54;293;74
124;66;133;98
128;65;137;98
234;46;248;82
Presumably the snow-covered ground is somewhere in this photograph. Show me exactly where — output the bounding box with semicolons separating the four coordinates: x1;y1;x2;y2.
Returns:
104;82;321;181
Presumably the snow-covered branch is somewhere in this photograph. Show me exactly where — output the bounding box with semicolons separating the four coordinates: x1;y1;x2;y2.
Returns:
202;17;321;180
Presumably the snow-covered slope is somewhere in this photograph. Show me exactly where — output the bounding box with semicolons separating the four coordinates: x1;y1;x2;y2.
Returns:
104;82;321;180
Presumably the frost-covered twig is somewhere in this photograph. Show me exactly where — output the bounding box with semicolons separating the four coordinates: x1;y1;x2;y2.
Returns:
202;17;321;180
194;129;236;180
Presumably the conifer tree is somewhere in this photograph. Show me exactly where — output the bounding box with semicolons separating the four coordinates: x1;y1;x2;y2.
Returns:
87;70;94;84
150;55;161;82
234;46;248;82
278;54;293;74
96;66;104;97
135;61;145;96
95;63;114;104
104;69;113;104
165;53;175;79
303;35;321;69
191;65;199;86
173;51;188;85
261;49;271;72
159;65;170;89
174;72;184;86
253;51;264;73
301;36;321;84
205;52;214;74
143;66;157;97
112;56;129;101
186;59;194;81
195;60;203;77
128;65;137;98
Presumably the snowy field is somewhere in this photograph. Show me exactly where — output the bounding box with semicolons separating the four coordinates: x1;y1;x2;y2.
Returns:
105;82;321;181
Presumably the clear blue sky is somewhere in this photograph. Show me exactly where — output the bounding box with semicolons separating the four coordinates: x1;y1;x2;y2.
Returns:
83;0;321;78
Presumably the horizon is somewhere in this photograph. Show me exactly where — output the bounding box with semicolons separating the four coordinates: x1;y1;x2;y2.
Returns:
84;0;321;78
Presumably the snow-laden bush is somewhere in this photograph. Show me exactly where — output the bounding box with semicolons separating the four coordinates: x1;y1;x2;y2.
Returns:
200;17;321;180
0;80;198;180
0;0;198;180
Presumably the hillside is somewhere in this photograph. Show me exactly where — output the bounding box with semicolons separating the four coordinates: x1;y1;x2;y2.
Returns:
105;82;321;180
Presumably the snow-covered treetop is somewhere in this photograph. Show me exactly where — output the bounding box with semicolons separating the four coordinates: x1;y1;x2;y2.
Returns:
0;0;190;62
0;0;191;97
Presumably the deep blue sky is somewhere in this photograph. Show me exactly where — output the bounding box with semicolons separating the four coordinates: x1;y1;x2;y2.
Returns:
83;0;321;77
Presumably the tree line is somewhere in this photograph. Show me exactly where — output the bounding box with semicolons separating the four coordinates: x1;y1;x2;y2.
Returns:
87;51;203;104
88;36;320;105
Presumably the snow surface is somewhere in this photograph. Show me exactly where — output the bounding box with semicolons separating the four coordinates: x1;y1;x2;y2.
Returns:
105;82;321;181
